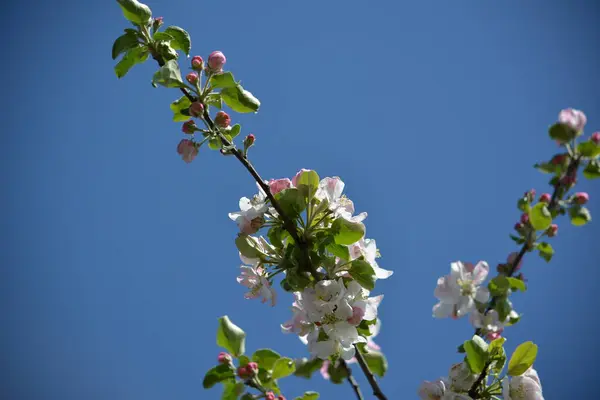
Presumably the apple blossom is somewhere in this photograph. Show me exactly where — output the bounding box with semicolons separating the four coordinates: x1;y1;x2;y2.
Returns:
265;392;275;400
348;238;393;279
291;169;313;187
469;309;513;338
237;264;276;306
191;55;203;70
182;119;196;134
176;139;198;163
269;178;292;195
208;50;226;72
448;362;476;392
559;108;587;132
503;367;544;400
418;378;472;400
432;261;490;319
228;184;269;234
315;176;368;223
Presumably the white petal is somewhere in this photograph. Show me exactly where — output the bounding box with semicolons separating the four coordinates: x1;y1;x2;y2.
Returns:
433;302;454;318
373;265;393;279
364;295;383;320
456;296;474;317
471;261;489;285
475;287;490;303
340;345;355;360
450;261;466;281
434;276;460;302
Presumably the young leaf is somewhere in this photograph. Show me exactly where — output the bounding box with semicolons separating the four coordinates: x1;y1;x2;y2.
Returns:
296;170;320;201
463;335;489;374
548;122;578;143
331;217;365;245
252;349;281;371
114;45;148;78
362;350;388;377
508;341;538;376
327;361;349;384
536;242;554;262
583;160;600;179
488;276;510;297
221;381;244;400
205;93;223;109
506;277;527;292
152;60;185;88
577;141;600;158
488;337;507;374
327;243;350;261
216;316;246;357
569;205;592;226
235;235;263;259
528;203;552;231
116;0;152;25
164;26;192;56
202;364;235;389
221;84;261;113
170;95;192;122
294;357;324;379
295;392;320;400
152;32;175;42
210;72;237;89
112;31;141;60
349;259;375;290
271;357;296;379
275;188;307;219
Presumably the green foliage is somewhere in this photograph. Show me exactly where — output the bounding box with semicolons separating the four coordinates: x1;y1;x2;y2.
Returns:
508;341;538;376
202;364;235;389
295;392;320;400
495;296;512;321
488;337;507;374
569;205;592;226
326;243;350;261
117;0;152;25
275;188;307;219
112;31;141;60
235;235;263;259
294;358;324;379
296;170;320;201
506;277;527;292
583;160;600;179
349;259;375;290
252;349;281;371
170;95;192;122
528;203;552;231
152;60;185;88
327;360;349;384
488;276;510;297
331;217;365;245
463;335;489;374
221;381;244;400
536;242;554;262
362;349;388;377
548;122;578;142
221;84;261;113
217;316;246;357
205;93;223;109
155;41;178;61
163;26;191;56
211;72;237;89
271;357;296;379
577;141;600;158
114;45;148;78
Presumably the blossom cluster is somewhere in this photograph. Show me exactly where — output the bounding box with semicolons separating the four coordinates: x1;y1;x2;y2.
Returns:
229;169;392;361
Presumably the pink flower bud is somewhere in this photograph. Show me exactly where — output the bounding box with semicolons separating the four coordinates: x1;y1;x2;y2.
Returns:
244;134;255;148
186;72;198;85
265;393;276;400
246;362;259;373
520;213;529;224
592;132;600;144
217;352;232;364
574;192;589;205
214;111;231;128
547;223;558;237
237;366;250;379
154;17;164;26
268;178;292;195
291;169;313;187
514;222;523;231
539;193;551;203
177;139;198;163
191;56;204;70
347;306;365;325
208;51;226;72
182;119;197;134
559;108;587;132
486;332;502;341
189;102;204;118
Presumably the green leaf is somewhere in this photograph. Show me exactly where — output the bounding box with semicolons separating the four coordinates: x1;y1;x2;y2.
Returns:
577;141;600;158
295;392;320;400
235;235;263;260
294;358;324;379
216;316;246;357
583;160;600;179
252;349;281;371
327;243;350;261
488;337;507;374
508;341;538;376
534;162;558;174
155;41;178;61
488;276;510;297
327;360;349;384
223;124;241;139
463;336;489;374
349;259;375;290
296;170;320;201
112;31;141;60
569;205;592;226
548;122;578;143
331;217;365;245
152;60;185;88
221;381;244;400
240;395;254;400
170;95;192;122
205;93;223;109
536;242;554;262
152;32;174;42
116;0;152;25
210;72;237;89
528;203;552;231
506;277;527;292
271;357;295;379
275;188;307;219
114;45;148;78
164;26;191;56
202;364;235;389
495;297;512;321
509;234;526;245
362;350;388;377
221;84;261;113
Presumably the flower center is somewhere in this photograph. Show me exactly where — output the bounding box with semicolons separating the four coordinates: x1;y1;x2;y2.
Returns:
457;278;475;296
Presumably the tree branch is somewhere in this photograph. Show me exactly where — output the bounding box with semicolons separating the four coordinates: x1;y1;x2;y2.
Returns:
341;360;364;400
353;345;387;400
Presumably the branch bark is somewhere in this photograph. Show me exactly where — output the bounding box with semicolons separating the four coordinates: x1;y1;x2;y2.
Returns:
353;345;387;400
341;360;364;400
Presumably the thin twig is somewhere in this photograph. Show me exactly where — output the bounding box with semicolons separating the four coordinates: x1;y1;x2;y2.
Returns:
353;345;387;400
341;360;364;400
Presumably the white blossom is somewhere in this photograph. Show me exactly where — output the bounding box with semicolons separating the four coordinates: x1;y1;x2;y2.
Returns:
315;177;367;223
236;264;276;306
348;238;393;279
433;261;490;319
503;368;544;400
418;378;473;400
228;183;269;234
448;362;476;392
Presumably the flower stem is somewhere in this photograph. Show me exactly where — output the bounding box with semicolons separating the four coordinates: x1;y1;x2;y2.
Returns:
341;360;364;400
353;345;387;400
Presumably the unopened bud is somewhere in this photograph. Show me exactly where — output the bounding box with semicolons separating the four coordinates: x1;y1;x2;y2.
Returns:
486;332;502;341
527;189;536;201
217;352;232;364
547;223;558;237
182;119;197;134
191;56;204;71
246;362;259;374
514;222;524;231
237;366;250;379
559;108;587;132
265;393;276;400
186;72;198;85
214;111;231;128
520;213;529;224
177;139;198;163
539;193;551;203
592;132;600;144
244;134;255;148
189;102;204;118
152;17;164;31
574;192;589;205
208;51;226;72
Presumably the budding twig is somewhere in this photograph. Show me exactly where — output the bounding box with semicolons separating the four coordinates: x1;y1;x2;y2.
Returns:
353;345;387;400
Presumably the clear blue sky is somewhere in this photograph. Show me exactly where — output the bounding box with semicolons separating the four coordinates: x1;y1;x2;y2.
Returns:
3;1;599;399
